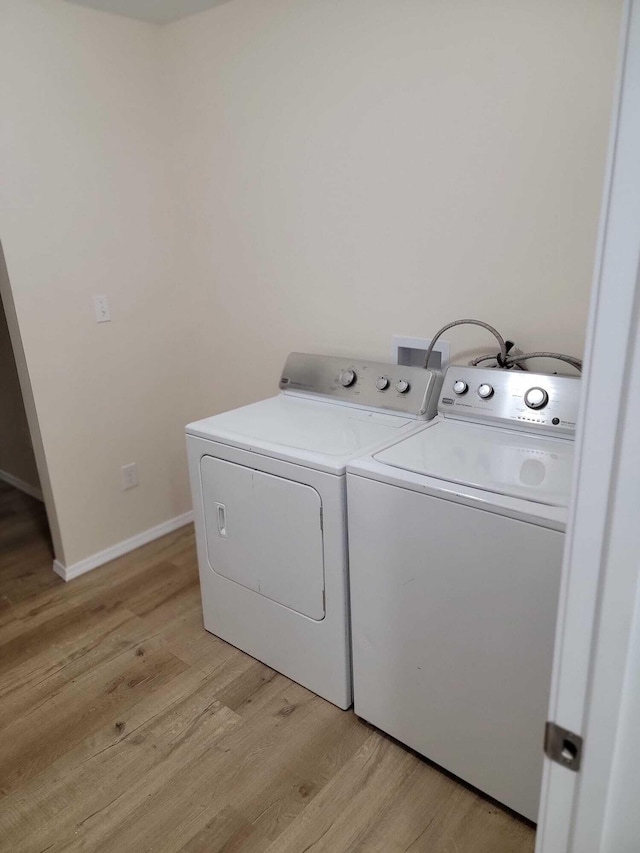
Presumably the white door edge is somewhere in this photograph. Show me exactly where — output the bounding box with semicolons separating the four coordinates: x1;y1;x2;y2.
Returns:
536;1;640;850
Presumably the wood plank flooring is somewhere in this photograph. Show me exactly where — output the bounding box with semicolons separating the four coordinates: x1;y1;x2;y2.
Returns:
0;481;536;852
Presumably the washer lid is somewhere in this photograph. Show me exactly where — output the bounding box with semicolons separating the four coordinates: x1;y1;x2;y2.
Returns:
186;394;413;473
374;419;575;507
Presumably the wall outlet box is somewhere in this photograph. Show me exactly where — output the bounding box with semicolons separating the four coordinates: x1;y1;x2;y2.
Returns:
391;335;450;371
121;462;138;490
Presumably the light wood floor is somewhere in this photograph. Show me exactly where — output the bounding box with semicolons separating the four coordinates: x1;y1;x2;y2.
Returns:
0;480;535;852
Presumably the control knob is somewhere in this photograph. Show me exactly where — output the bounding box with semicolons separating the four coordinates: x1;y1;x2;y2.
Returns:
375;376;390;391
339;369;357;387
395;379;410;394
477;383;494;399
453;380;468;395
525;387;549;410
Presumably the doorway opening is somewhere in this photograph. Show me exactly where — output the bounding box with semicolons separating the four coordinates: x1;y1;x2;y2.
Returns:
0;242;63;592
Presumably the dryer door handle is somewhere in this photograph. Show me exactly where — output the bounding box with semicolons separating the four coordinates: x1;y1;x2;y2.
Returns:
215;502;228;538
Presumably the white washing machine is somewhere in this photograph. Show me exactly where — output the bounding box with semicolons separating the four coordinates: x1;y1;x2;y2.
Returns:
347;365;581;819
186;352;442;709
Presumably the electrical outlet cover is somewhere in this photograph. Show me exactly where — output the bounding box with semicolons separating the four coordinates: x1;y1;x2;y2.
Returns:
94;294;111;323
121;462;138;490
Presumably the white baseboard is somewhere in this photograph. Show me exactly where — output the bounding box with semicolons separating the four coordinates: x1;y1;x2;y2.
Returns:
0;468;44;501
53;510;194;582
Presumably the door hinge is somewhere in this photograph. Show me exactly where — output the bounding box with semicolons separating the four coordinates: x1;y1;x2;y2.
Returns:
544;722;583;772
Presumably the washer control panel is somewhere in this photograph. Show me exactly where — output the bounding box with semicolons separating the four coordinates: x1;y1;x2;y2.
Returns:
439;366;580;435
279;352;443;418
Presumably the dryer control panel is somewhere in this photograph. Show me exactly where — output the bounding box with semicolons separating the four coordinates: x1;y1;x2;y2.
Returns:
279;352;443;419
438;366;581;436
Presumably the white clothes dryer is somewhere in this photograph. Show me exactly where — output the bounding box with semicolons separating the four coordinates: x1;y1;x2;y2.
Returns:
186;352;442;709
347;365;581;819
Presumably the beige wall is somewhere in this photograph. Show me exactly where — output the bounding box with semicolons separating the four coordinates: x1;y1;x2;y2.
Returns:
0;292;40;492
0;0;199;566
163;0;622;411
0;0;623;569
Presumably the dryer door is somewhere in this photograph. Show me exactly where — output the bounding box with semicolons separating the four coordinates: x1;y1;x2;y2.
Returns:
200;456;325;620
